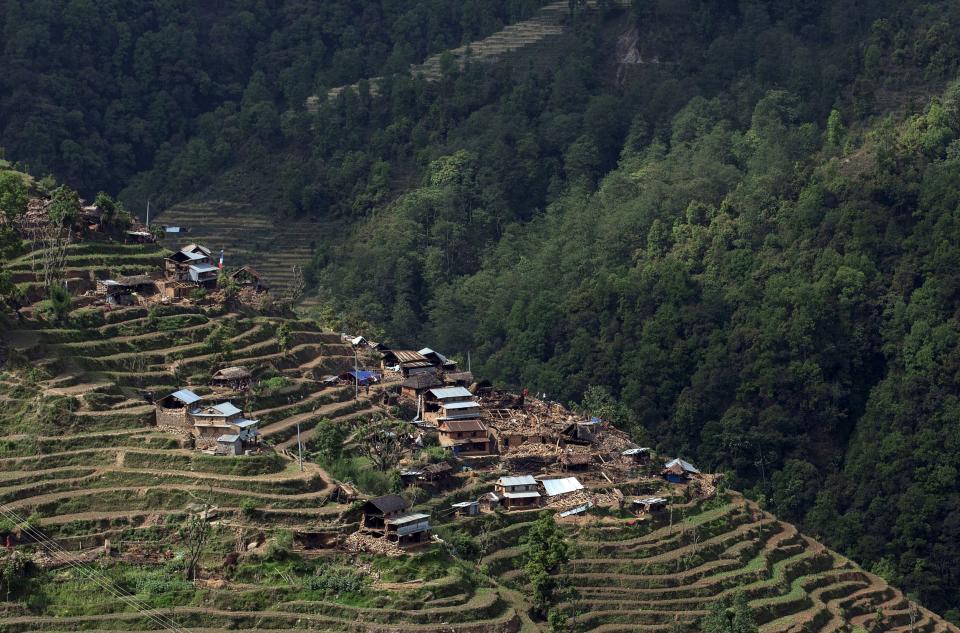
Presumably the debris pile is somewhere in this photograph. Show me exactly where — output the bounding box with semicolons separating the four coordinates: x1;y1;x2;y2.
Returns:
344;532;405;557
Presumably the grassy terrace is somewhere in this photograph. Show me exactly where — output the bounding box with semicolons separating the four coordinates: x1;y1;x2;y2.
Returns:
445;494;955;633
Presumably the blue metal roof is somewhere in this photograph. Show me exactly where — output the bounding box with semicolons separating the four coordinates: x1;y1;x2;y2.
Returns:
189;263;218;273
169;389;201;405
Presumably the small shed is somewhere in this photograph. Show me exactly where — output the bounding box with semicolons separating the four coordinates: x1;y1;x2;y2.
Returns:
216;434;243;456
451;501;480;517
211;366;252;390
632;497;668;514
339;370;381;386
480;491;500;512
622;447;651;464
662;458;700;483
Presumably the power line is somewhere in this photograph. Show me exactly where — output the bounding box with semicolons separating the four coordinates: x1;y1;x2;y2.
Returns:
0;504;189;633
0;504;186;633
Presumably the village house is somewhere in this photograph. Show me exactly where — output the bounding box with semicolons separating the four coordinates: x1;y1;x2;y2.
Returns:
423;386;475;422
155;389;203;430
360;494;431;547
154;389;259;451
418;348;457;371
400;372;443;400
400;462;454;487
380;350;435;377
662;458;700;483
162;244;218;299
229;266;269;292
437;418;491;456
210;366;252;391
96;275;157;306
492;475;542;511
338;370;381;386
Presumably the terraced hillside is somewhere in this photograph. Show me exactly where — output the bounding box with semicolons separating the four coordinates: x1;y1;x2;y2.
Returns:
313;0;631;104
152;200;317;296
463;494;959;633
0;287;380;546
5;241;170;302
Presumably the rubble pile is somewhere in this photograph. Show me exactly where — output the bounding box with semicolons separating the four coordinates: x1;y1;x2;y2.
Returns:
344;532;405;557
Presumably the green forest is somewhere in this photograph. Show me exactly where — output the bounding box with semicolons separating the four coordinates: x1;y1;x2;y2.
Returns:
3;0;960;618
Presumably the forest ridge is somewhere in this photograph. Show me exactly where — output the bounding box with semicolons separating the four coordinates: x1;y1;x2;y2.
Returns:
2;0;960;620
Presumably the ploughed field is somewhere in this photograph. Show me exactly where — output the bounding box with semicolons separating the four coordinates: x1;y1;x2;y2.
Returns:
463;494;959;633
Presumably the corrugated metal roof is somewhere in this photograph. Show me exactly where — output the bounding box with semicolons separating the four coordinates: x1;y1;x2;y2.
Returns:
189;263;218;273
217;434;240;442
541;477;584;497
391;350;429;363
633;497;668;504
170;389;201;405
443;401;480;410
503;491;541;499
664;458;700;474
214;402;242;416
622;447;650;455
233;419;258;428
498;475;537;487
451;501;479;508
559;502;592;517
429;386;473;399
386;512;431;525
440;419;486;432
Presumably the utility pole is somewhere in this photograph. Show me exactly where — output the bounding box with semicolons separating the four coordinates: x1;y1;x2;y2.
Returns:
145;199;150;227
296;421;304;472
467;350;471;373
353;347;359;400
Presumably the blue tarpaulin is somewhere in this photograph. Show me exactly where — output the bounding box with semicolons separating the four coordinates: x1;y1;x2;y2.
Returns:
346;370;380;385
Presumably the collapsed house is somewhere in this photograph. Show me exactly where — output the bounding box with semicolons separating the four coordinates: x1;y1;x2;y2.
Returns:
418;348;457;371
632;496;668;514
360;494;432;547
96;275;157;306
380;350;434;377
229;266;269;293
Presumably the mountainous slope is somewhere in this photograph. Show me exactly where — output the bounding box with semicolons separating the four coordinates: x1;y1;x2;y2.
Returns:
4;0;960;622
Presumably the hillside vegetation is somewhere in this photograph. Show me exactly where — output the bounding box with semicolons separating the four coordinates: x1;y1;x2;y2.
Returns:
3;0;960;623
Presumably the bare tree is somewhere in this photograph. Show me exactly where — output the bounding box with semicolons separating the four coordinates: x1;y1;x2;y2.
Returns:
289;264;305;305
181;510;210;581
27;220;72;293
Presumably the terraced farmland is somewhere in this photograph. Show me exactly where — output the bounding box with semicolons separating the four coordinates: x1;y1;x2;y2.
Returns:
462;494;959;633
0;289;379;547
314;0;631;105
5;241;170;302
152;200;317;295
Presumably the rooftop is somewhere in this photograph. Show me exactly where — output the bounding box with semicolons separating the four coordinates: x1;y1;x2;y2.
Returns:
498;475;537;487
429;386;473;400
541;477;584;497
664;458;700;474
168;389;202;405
